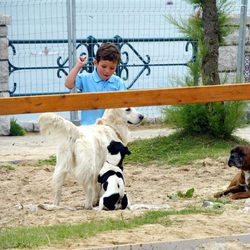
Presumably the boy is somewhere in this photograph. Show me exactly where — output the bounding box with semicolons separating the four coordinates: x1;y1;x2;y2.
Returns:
65;42;126;125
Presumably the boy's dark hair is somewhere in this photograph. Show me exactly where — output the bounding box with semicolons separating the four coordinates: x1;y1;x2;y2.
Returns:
95;43;121;64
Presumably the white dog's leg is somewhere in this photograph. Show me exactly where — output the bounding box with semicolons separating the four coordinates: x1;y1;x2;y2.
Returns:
92;183;102;207
52;166;67;206
85;184;94;209
98;197;104;211
126;196;131;210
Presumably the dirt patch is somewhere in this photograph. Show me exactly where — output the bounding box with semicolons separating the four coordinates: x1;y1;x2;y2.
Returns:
1;157;250;249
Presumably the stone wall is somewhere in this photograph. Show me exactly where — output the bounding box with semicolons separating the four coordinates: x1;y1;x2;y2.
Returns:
0;15;11;135
219;16;250;83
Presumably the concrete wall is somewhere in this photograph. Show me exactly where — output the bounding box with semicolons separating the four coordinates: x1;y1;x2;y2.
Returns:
0;15;11;135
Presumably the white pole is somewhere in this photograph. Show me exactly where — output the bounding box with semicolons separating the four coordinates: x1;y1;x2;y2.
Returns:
67;0;79;124
236;0;248;83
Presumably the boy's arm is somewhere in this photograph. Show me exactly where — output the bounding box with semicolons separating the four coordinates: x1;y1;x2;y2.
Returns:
118;77;126;90
65;56;87;89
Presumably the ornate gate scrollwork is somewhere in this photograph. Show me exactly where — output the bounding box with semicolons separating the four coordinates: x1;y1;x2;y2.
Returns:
8;36;196;96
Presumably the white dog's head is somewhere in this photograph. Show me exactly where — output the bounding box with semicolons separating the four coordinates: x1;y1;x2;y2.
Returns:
98;108;144;126
121;107;144;125
96;108;144;145
98;140;131;210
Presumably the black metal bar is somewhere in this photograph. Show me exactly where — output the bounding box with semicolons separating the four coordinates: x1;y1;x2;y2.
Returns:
8;36;197;96
9;37;194;44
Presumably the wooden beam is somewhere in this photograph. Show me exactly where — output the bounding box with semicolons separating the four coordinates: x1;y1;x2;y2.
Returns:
0;83;250;115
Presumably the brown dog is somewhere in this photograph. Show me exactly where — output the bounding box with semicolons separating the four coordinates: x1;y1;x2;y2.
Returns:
214;145;250;199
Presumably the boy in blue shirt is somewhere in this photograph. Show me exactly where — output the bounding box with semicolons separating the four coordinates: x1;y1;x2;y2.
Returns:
65;43;126;125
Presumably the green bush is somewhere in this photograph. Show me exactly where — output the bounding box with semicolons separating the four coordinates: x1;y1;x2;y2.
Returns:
163;101;246;138
207;102;246;137
10;119;26;136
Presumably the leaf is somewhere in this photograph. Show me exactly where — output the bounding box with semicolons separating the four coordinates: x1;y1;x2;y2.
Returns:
177;191;184;198
185;188;195;198
170;188;195;199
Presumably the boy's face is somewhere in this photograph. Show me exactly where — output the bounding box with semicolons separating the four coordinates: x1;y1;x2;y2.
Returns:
94;59;117;81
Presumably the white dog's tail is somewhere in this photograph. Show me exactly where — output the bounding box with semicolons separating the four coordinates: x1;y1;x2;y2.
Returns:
38;113;81;143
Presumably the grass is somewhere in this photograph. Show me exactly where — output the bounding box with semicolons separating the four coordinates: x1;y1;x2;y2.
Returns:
208;197;231;204
32;131;247;168
0;164;16;171
125;131;248;166
0;208;221;249
38;155;56;166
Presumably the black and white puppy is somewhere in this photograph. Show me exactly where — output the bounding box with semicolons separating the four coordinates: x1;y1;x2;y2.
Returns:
97;140;131;210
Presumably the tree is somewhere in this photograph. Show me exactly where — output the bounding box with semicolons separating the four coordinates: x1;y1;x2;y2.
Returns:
164;0;246;138
201;0;220;85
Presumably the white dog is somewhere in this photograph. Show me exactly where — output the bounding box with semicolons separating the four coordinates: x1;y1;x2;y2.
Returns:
98;140;131;210
38;108;143;209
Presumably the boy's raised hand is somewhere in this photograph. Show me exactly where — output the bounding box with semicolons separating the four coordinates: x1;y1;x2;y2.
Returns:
77;56;87;68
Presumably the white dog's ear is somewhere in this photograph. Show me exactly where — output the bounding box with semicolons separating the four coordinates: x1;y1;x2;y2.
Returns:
96;119;104;125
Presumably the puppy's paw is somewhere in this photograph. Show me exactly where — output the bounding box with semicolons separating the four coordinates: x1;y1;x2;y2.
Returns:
121;194;129;210
92;200;99;207
229;193;240;199
84;204;93;210
214;191;224;198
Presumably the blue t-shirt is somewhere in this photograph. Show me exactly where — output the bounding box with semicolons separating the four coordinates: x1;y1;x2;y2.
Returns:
76;69;126;125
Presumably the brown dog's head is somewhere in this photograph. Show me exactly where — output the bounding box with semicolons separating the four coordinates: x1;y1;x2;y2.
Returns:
228;145;250;171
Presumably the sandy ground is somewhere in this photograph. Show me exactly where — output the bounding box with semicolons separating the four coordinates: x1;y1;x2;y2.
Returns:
1;128;250;249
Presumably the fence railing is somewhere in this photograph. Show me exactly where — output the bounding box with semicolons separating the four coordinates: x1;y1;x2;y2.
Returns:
0;83;249;115
8;36;197;96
